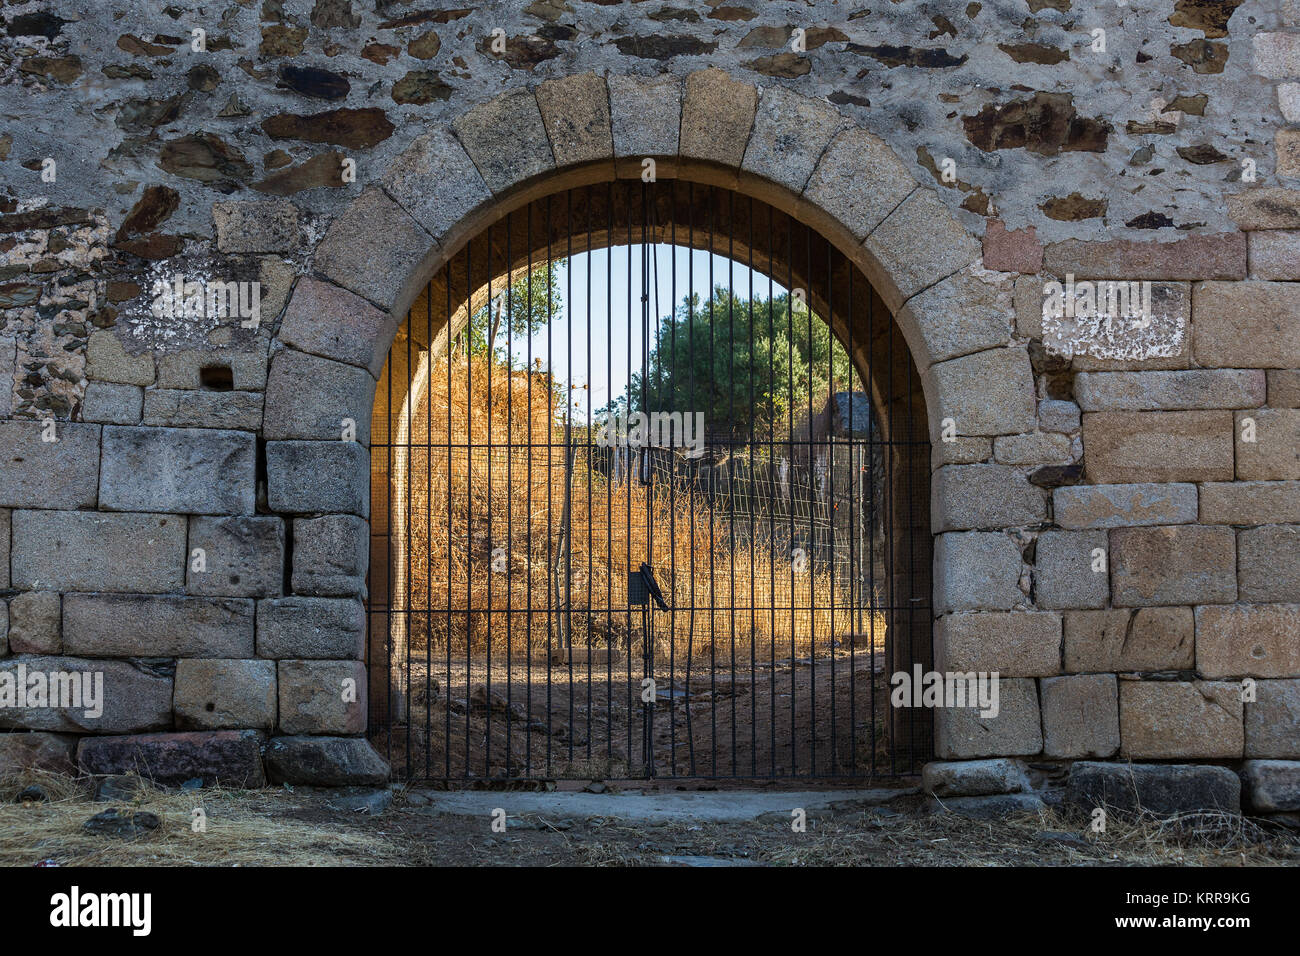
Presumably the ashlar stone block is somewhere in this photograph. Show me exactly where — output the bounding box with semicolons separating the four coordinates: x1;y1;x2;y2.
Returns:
175;659;277;730
11;511;186;593
7;591;61;654
934;531;1025;613
452;89;554;194
679;69;757;168
263;348;376;444
929;347;1037;437
380;126;492;244
609;74;681;159
276;276;397;379
278;659;367;734
257;597;365;660
536;72;613;168
742;86;842;194
63;593;255;658
804;127;915;241
313;186;435;314
292;514;368;597
935;611;1061;677
1034;530;1109;609
1040;674;1119;758
1083;411;1233;483
187;516;285;598
1110;525;1236;607
1196;604;1300;678
100;426;256;515
1118;680;1243;759
0;421;100;510
935;678;1042;759
266;441;368;516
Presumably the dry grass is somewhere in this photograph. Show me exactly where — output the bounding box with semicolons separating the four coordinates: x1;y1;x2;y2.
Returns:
398;354;884;659
1087;808;1294;862
574;804;1300;868
0;771;404;867
2;769;1295;867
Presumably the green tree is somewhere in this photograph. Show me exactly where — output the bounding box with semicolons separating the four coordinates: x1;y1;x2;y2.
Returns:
460;263;563;361
617;287;855;438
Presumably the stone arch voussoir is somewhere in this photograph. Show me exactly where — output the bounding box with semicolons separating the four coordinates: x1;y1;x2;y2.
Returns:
280;71;1031;453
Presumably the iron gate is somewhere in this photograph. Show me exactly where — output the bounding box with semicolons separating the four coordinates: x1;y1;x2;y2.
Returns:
368;179;932;781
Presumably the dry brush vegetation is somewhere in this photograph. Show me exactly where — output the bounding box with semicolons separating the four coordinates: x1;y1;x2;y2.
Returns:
396;354;884;663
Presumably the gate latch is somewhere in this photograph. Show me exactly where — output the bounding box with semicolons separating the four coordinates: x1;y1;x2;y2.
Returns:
638;562;669;611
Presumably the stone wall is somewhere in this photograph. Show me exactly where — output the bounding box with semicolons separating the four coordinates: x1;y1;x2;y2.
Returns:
0;0;1297;809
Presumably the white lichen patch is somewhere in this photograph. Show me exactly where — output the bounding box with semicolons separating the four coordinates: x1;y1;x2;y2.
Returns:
120;249;264;352
1041;282;1187;361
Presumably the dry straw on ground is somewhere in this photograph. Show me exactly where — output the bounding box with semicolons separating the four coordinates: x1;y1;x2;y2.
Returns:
0;772;404;867
575;804;1300;868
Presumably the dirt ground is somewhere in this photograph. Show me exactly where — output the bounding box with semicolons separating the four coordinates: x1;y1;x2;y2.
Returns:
2;773;1297;868
375;648;932;781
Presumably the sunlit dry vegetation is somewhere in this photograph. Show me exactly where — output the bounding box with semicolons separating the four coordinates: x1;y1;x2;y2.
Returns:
396;354;884;662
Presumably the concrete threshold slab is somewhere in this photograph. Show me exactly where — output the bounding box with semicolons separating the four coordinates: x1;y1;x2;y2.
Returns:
410;787;917;824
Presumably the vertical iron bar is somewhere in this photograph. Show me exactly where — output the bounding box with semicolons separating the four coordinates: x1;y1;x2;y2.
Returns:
905;325;918;773
425;275;433;779
708;186;717;778
727;189;737;777
545;193;554;777
747;193;757;777
625;179;634;774
667;184;678;774
886;266;896;776
866;273;877;776
405;273;413;779
525;205;535;776
585;184;594;763
842;252;852;780
446;256;453;779
786;208;796;777
606;181;614;770
485;221;493;776
767;201;777;778
826;235;836;776
641;177;655;777
805;218;814;778
385;270;394;769
465;234;473;778
505;214;514;778
566;187;574;763
685;182;697;776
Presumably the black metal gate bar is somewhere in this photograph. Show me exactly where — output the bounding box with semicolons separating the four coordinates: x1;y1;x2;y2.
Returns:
367;178;933;781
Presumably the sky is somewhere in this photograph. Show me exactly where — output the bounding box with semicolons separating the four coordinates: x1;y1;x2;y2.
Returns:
503;244;792;420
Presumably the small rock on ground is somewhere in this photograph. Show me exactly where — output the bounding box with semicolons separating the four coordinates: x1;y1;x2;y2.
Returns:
83;808;160;839
927;792;1047;820
326;788;393;815
660;854;762;866
1034;829;1090;847
94;774;146;802
922;759;1032;797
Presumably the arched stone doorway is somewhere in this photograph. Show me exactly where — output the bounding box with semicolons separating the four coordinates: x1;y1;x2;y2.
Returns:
268;70;1034;780
369;178;932;778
